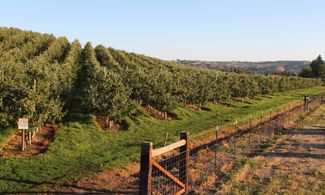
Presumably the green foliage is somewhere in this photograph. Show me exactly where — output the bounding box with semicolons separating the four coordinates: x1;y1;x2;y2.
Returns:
310;55;325;78
0;27;322;130
80;43;136;122
299;66;313;78
300;55;325;79
0;27;323;192
0;29;77;129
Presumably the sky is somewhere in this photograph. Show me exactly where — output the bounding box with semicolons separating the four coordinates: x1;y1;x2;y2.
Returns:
1;0;325;61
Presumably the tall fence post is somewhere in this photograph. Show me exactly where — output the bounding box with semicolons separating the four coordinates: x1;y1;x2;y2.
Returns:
259;112;263;143
214;126;218;183
180;131;189;193
140;141;153;195
282;105;285;131
233;120;237;160
248;115;252;147
304;96;308;112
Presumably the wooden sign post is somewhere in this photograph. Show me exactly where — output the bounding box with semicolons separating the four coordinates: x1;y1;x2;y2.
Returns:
18;118;28;151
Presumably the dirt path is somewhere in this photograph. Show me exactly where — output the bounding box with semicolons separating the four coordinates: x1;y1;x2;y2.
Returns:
218;105;325;194
0;124;58;158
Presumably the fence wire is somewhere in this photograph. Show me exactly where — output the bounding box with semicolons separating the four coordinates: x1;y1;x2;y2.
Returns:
151;150;188;195
148;93;325;194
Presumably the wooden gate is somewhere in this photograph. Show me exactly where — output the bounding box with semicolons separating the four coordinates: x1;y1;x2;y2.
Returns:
139;131;189;195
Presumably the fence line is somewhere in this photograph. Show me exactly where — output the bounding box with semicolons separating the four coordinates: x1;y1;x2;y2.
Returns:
139;92;325;194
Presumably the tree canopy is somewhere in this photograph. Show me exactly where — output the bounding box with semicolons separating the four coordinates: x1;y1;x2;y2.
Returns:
0;27;322;130
300;55;325;79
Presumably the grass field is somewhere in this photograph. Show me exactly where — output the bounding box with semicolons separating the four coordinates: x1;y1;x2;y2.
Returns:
0;128;15;152
0;86;323;192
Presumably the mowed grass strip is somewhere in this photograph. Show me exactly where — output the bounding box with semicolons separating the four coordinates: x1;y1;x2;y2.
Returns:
0;86;323;192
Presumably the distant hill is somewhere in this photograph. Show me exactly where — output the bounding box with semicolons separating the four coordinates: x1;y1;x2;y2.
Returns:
177;60;310;74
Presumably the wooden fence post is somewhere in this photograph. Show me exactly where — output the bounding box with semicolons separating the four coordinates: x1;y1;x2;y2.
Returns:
180;131;189;193
21;129;25;151
140;141;153;195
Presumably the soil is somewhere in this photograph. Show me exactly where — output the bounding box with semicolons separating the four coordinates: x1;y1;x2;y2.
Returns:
95;117;124;131
185;104;207;111
54;163;140;194
144;105;173;120
0;124;58;158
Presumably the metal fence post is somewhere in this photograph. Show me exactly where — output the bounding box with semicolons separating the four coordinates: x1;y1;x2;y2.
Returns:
233;120;237;160
259;112;263;143
282;110;285;131
140;141;153;195
214;126;218;182
304;96;308;112
180;131;189;193
249;115;252;147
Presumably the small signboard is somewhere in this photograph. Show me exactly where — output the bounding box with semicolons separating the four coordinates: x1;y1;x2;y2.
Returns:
18;118;28;130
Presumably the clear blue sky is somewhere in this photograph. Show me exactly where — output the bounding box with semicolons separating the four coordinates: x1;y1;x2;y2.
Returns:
1;0;324;61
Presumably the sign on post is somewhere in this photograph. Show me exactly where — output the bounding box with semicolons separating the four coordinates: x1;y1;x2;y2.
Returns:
18;118;28;130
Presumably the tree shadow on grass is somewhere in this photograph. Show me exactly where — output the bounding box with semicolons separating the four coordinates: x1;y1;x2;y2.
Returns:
0;177;137;194
259;152;325;159
284;128;325;136
289;143;325;150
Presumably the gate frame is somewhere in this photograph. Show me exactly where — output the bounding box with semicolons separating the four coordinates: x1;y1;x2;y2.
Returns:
139;131;189;195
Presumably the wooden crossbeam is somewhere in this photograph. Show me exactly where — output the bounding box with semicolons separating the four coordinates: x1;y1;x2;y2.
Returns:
152;139;186;157
152;160;185;188
175;188;185;195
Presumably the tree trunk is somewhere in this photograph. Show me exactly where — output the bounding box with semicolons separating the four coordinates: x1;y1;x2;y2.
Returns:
164;132;169;146
28;131;32;145
109;120;113;129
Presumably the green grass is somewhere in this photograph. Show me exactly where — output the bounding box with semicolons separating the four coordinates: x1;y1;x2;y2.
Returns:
0;128;15;152
0;86;323;192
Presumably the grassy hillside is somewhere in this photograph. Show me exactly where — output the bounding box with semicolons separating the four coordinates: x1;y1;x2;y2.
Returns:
0;27;323;192
0;27;321;131
0;87;323;192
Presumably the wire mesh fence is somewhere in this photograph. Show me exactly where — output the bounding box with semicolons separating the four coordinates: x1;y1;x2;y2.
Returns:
151;150;187;195
140;93;325;194
188;93;325;193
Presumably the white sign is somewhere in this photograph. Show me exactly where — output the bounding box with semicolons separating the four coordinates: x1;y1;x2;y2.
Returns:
18;118;28;130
